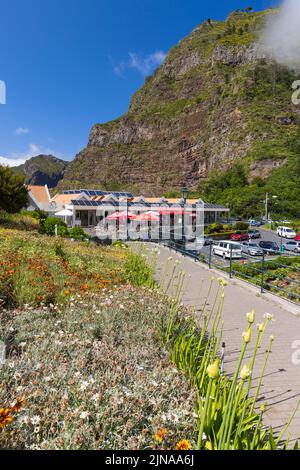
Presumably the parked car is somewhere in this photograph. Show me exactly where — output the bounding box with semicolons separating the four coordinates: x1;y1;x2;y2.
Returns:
259;241;280;255
248;219;263;227
295;234;300;241
248;230;261;239
242;242;264;256
230;231;249;242
284;241;300;253
277;226;297;239
212;241;242;259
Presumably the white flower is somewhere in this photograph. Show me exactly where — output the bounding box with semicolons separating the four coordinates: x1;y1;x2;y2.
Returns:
91;393;101;402
80;381;90;391
31;416;41;425
79;411;89;420
264;313;274;322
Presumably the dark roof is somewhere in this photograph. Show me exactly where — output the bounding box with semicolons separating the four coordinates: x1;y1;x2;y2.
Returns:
64;189;133;198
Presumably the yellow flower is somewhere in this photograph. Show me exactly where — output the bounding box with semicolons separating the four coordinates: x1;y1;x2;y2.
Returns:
205;440;213;450
256;323;265;333
247;310;255;324
176;439;192;450
154;428;167;443
270;335;275;342
207;359;220;380
0;408;13;429
240;364;251;381
242;328;251;344
260;403;267;413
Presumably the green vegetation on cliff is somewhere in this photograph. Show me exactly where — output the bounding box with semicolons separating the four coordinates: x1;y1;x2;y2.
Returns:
61;8;300;219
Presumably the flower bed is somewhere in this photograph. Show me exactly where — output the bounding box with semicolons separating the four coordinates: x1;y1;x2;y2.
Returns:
0;287;196;450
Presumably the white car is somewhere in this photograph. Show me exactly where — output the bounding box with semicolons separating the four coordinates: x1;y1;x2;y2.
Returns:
277;226;297;239
284;241;300;253
212;241;242;259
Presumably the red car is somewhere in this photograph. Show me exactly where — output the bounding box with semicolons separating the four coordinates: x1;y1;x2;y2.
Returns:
230;231;249;242
295;234;300;241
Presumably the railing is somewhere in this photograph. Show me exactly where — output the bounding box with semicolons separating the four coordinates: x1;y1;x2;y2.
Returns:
160;241;300;305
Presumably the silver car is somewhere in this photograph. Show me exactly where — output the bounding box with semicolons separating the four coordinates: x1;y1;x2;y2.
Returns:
284;241;300;253
242;242;264;256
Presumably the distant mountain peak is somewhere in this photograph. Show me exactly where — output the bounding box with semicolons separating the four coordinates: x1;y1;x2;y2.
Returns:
13;154;69;188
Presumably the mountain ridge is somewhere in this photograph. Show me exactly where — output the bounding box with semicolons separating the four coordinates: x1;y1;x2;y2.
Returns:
13;155;69;188
59;8;300;212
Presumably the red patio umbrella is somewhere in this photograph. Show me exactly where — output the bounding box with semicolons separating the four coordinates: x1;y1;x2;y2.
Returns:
136;211;160;222
107;211;136;221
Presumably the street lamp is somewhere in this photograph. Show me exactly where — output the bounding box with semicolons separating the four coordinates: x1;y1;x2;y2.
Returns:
272;195;284;254
181;184;189;245
181;184;189;204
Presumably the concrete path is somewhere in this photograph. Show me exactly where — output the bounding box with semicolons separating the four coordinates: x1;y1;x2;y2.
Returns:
149;244;300;444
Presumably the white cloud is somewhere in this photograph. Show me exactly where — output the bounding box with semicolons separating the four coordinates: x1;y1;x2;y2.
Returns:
0;143;61;168
114;50;166;77
261;0;300;70
0;156;28;167
15;127;29;135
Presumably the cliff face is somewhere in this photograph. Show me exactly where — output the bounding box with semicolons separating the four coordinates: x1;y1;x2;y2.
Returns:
61;9;300;195
13;155;69;188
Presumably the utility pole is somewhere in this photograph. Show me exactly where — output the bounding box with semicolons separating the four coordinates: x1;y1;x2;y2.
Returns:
264;193;269;222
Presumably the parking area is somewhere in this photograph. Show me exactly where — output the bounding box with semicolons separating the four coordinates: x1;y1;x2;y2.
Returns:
160;227;300;305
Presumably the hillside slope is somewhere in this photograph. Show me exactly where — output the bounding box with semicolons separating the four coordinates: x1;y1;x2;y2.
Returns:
61;9;300;205
13;155;69;188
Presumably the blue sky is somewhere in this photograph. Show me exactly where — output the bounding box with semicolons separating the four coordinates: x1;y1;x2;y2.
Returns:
0;0;280;166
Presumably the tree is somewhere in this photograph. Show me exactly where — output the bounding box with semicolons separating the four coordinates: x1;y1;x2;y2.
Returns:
0;165;28;213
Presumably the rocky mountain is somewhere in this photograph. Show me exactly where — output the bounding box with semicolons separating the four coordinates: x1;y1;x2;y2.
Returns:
60;8;300;197
13;155;69;188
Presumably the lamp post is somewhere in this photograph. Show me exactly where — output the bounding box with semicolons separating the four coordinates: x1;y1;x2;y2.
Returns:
181;184;189;246
126;197;130;241
272;195;284;254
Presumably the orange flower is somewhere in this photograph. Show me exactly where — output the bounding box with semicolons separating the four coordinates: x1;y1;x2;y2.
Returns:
0;408;13;429
154;428;168;443
176;440;192;451
11;397;26;413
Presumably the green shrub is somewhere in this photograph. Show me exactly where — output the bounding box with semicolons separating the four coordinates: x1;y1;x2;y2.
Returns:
112;240;128;248
0;209;11;225
234;222;249;231
0;210;39;231
43;217;68;237
207;223;224;234
69;226;88;241
125;252;154;287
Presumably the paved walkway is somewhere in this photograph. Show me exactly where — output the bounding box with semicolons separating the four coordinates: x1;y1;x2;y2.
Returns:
149;244;300;443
